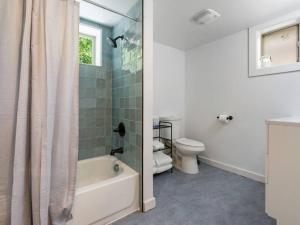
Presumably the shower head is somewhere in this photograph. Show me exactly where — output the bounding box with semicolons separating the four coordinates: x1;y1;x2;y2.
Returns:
106;35;125;48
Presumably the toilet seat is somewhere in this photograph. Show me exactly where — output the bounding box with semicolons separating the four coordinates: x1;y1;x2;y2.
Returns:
175;138;204;147
174;138;205;156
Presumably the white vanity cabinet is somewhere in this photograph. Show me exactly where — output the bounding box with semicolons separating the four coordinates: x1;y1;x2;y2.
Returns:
266;117;300;225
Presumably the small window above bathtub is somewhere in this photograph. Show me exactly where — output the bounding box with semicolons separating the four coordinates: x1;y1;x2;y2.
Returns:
249;10;300;77
79;23;102;66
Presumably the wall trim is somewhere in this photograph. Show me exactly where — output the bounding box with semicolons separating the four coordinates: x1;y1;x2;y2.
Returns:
199;156;266;183
143;197;156;212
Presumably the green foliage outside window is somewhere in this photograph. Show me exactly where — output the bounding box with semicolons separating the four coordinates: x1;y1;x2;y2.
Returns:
79;36;93;64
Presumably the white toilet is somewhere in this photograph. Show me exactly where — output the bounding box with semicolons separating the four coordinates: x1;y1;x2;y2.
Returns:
160;116;205;174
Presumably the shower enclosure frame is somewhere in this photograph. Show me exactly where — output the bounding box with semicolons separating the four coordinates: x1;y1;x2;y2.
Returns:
81;0;140;22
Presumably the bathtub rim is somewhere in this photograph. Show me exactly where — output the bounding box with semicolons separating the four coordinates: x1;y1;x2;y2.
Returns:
76;155;139;195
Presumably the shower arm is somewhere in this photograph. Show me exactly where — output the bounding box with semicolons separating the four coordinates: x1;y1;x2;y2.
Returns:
115;35;125;41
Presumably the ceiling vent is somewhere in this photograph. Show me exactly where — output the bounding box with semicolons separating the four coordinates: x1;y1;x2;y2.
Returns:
191;9;221;25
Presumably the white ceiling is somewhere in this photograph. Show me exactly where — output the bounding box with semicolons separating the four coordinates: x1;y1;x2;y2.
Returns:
154;0;300;50
80;0;138;27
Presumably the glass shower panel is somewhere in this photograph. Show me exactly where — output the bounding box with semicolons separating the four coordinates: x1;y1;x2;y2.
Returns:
78;0;143;177
112;0;143;173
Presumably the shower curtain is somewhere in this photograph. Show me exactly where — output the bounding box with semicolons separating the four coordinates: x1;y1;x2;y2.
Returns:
0;0;79;224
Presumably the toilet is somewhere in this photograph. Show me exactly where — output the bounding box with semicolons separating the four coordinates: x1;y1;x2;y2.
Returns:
160;116;205;174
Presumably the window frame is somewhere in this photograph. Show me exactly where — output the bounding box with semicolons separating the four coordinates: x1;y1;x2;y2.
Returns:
249;10;300;77
79;23;102;66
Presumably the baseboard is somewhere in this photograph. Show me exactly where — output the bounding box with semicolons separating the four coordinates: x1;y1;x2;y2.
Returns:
143;197;156;212
107;207;139;225
199;156;266;183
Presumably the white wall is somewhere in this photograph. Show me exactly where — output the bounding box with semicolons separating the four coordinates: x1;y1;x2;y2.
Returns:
143;0;155;211
154;43;186;135
186;30;300;177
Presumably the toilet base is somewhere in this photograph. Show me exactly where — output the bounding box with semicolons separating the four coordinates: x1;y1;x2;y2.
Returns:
181;155;199;174
174;150;199;174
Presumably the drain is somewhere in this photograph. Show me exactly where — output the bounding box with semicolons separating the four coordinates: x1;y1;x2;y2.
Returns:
113;164;120;173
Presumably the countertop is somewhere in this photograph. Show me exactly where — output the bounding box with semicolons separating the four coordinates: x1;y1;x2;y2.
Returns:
266;116;300;126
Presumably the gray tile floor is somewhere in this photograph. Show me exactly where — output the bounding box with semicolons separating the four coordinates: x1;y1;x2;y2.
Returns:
114;163;276;225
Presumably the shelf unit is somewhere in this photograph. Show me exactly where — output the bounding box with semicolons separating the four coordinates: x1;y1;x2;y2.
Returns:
153;121;173;173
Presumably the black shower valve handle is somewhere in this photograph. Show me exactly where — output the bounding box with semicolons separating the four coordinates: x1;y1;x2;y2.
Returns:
113;122;126;137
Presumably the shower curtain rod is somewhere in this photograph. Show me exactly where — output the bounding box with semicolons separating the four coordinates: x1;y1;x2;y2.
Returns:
81;0;139;22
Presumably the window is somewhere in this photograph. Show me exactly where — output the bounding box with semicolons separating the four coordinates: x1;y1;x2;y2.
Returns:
79;23;102;66
249;10;300;77
261;25;299;67
79;34;95;64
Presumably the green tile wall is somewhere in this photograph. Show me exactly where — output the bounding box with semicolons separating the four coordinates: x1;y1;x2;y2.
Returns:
79;20;113;160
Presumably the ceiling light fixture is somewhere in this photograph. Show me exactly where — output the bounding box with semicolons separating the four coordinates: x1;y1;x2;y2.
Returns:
191;9;221;25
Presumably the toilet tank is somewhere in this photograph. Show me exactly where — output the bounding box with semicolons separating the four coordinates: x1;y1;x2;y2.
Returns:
159;116;181;140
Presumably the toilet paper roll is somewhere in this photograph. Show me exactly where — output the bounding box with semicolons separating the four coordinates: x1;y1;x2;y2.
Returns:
217;114;231;123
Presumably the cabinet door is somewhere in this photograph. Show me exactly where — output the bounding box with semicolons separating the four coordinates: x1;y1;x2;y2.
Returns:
266;124;300;225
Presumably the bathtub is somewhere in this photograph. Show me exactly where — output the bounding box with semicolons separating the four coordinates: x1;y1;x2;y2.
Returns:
67;155;139;225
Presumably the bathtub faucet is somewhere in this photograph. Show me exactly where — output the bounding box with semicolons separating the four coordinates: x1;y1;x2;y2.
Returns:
110;147;124;156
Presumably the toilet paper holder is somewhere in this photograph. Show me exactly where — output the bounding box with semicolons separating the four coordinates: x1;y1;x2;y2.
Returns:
216;115;234;121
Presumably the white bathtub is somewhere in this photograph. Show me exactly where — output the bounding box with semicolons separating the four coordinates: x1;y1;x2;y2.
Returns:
68;155;139;225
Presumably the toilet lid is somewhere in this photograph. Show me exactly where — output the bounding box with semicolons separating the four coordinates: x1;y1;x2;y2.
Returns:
175;138;204;147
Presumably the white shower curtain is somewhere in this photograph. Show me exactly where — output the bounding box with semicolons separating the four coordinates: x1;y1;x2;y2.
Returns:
0;0;79;224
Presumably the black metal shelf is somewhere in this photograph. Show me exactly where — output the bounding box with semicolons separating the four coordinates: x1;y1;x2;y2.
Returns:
153;137;171;141
153;121;173;173
153;146;171;153
153;124;172;130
